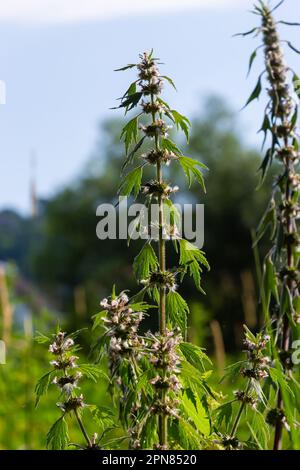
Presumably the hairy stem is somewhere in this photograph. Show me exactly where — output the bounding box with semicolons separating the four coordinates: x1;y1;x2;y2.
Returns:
230;380;251;439
151;94;168;447
74;408;92;448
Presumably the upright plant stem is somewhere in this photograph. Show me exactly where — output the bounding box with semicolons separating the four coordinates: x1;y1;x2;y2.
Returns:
274;138;294;450
74;409;92;448
152;96;168;447
230;380;251;438
157;161;166;334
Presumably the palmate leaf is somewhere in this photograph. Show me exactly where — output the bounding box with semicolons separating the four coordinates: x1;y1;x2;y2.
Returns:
176;418;203;450
167;110;191;141
90;405;115;430
221;360;246;382
247;409;270;450
133;242;159;280
118;165;143;199
179;239;209;292
129;301;156;311
215;402;233;430
77;364;109;382
161;137;182;156
35;370;54;407
35;331;50;344
46;416;69;450
180;342;212;371
178;156;207;191
181;392;210;436
180;360;215;399
166;290;189;333
120;115;139;154
115;80;142;113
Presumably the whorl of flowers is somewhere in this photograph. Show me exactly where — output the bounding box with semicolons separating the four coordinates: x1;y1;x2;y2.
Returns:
48;331;85;411
146;328;182;421
266;407;290;431
140;270;177;293
100;293;144;377
240;331;271;381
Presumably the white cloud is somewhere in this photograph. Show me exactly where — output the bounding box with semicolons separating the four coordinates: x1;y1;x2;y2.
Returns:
0;0;247;23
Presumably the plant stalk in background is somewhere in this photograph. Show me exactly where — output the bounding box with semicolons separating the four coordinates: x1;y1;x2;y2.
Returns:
241;0;300;450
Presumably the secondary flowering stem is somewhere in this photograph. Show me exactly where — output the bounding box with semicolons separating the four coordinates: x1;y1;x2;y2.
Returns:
74;409;92;447
230;380;251;438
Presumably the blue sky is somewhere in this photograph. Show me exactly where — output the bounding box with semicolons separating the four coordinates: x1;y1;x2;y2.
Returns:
0;0;299;213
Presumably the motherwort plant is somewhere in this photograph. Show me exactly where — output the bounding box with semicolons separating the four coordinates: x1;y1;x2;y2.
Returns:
35;329;109;449
215;327;271;449
93;51;214;450
240;0;300;450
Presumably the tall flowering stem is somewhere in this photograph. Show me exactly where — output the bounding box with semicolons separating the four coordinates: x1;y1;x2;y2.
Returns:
35;330;105;450
215;327;271;450
107;51;209;449
241;0;300;449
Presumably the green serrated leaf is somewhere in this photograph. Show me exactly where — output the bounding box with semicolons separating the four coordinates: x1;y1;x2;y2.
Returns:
181;393;210;436
166;290;189;333
46;417;69;450
133;243;159;280
179;239;209;292
118;166;143;199
120;116;139;154
180;342;212;371
78;364;109;382
170;110;191;141
161;138;182;156
178;156;207;191
35;371;54;407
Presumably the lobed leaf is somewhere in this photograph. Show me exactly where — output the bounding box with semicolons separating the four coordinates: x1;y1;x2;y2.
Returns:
118;166;143;199
166;290;189;333
46;417;69;450
133;242;159;280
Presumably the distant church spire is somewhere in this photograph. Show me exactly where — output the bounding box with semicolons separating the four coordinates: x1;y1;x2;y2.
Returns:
30;150;38;218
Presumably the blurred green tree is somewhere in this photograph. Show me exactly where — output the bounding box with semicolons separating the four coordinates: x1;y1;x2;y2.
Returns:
1;97;273;350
